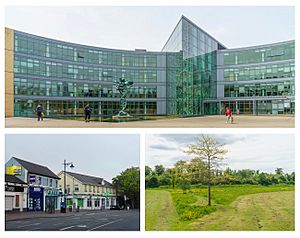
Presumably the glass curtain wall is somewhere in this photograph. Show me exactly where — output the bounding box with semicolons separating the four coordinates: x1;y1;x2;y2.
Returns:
217;41;295;115
13;31;163;117
163;17;223;116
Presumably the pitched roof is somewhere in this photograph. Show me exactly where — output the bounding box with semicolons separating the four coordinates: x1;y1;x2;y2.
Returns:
5;174;27;184
65;171;113;187
12;157;60;179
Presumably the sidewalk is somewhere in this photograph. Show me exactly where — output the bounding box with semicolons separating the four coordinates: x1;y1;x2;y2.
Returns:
5;210;76;221
5;115;295;128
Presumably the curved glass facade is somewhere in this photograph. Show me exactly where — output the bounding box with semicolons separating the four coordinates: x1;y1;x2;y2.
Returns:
5;15;295;118
12;30;166;117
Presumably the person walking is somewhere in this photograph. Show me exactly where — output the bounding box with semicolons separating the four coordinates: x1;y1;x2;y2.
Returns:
36;104;43;121
84;102;91;122
225;106;232;124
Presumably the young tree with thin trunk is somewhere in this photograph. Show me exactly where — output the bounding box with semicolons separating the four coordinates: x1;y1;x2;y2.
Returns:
185;135;228;206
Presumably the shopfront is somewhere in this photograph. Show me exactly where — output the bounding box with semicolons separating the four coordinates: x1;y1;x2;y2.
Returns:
5;175;27;212
45;188;60;212
28;186;44;211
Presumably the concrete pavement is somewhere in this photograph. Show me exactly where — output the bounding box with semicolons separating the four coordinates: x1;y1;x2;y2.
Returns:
5;115;295;128
5;209;140;231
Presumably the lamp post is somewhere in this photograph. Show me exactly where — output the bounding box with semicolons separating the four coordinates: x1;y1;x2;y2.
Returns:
62;160;74;213
72;176;75;210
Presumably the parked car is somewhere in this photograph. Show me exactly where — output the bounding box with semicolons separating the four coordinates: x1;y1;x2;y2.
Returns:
110;205;123;210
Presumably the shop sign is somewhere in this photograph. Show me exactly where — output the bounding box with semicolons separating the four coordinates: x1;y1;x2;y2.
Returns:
5;185;24;192
46;189;59;196
29;175;36;183
6;166;22;175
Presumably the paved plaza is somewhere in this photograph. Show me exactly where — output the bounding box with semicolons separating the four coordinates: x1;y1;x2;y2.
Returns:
5;115;294;128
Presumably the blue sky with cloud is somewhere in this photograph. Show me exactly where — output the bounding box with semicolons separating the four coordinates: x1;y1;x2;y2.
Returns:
5;6;294;51
146;134;294;173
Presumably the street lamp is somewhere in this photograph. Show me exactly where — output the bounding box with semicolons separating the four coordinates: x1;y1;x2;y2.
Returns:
62;160;74;213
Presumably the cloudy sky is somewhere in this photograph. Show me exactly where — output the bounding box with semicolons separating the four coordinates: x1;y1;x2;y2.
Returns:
146;134;294;173
5;134;140;182
5;6;294;51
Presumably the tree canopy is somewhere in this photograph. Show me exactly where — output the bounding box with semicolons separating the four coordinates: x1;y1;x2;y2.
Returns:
112;166;140;208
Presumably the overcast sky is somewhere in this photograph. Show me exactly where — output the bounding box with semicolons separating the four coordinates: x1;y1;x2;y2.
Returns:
5;6;294;51
5;134;140;182
146;134;295;173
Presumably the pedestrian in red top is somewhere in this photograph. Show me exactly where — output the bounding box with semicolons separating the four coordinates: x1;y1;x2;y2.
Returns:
225;106;232;124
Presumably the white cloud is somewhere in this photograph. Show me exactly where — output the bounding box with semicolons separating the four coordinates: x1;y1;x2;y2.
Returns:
146;134;294;173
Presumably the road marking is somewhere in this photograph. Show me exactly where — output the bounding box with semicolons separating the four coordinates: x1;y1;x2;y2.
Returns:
85;213;95;216
59;225;75;231
77;225;87;228
30;227;41;231
18;222;41;228
89;219;123;231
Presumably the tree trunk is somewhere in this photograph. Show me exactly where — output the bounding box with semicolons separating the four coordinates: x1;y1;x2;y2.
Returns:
208;156;211;206
208;181;211;206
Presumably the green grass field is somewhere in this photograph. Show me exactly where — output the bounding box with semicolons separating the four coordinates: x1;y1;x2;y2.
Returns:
145;185;294;231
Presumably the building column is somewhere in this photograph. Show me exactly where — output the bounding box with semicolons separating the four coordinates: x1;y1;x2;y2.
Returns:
46;100;50;116
5;28;14;117
91;197;94;210
84;197;88;209
73;197;77;209
20;194;23;212
99;102;102;115
253;100;256;115
74;101;77;116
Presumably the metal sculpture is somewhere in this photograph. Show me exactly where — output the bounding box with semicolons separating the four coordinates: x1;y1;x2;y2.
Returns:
114;78;134;117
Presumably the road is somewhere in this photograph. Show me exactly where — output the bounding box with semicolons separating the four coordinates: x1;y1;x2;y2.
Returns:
6;209;140;231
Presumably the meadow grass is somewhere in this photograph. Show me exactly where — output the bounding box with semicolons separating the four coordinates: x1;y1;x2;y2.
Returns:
191;190;295;231
167;184;294;221
146;184;295;230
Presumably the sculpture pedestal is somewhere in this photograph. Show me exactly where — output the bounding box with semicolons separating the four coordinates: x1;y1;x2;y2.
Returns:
112;115;133;119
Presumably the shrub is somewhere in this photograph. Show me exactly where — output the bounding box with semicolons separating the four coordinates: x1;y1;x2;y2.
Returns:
177;179;191;193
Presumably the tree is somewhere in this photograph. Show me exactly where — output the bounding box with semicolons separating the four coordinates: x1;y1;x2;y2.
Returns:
257;172;272;186
185;135;228;206
154;164;165;176
147;176;159;188
158;169;172;186
187;157;206;184
236;169;256;184
177;178;191;193
112;167;140;208
275;168;283;175
290;172;295;184
171;168;177;189
145;166;152;177
174;160;188;179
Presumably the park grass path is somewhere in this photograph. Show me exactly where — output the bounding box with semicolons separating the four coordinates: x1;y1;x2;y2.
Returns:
191;190;294;231
146;190;180;231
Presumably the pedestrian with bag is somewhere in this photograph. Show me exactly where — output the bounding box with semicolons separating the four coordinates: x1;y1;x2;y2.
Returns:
225;106;233;124
84;102;91;122
36;104;43;121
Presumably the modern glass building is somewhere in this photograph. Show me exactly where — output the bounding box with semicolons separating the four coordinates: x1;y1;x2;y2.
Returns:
5;15;295;118
206;40;295;115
